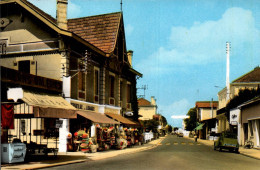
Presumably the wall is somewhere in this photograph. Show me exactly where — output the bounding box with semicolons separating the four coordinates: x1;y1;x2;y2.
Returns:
138;106;156;120
200;108;217;121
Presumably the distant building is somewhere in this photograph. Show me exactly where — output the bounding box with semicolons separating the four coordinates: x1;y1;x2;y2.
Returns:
195;101;218;139
138;97;157;120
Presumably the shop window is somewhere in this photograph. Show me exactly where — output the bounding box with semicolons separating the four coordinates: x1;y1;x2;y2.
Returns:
18;60;30;74
44;118;59;138
21;120;26;134
249;121;253;137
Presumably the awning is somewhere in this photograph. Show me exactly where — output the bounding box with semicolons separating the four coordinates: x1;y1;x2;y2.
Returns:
77;110;119;124
11;89;77;119
105;112;137;126
194;123;204;130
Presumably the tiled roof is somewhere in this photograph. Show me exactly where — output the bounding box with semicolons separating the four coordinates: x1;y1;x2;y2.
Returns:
233;67;260;83
20;0;57;24
138;98;151;106
68;12;122;54
196;101;218;108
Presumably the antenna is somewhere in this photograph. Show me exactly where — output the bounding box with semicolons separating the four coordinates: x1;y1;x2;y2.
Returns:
120;0;123;12
137;85;148;98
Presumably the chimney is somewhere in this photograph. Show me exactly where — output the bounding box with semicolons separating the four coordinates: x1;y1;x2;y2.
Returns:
127;50;133;67
151;96;156;105
56;0;68;30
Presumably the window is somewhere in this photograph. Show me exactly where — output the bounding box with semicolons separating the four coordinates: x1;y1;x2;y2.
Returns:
21;120;26;134
44;118;59;138
18;60;30;73
127;84;131;103
94;70;99;96
78;71;85;91
109;75;115;98
120;81;123;101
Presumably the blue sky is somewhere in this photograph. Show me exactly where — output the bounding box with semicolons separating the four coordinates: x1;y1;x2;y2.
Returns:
29;0;260;127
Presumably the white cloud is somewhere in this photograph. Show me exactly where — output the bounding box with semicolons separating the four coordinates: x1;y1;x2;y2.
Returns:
171;115;189;119
126;24;134;37
137;7;260;75
159;98;190;127
160;98;190;118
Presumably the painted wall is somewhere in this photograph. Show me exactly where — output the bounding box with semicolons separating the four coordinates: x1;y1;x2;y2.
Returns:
138;106;157;120
199;108;217;121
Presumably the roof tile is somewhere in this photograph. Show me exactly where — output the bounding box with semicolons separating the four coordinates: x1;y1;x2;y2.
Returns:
68;12;122;53
233;67;260;83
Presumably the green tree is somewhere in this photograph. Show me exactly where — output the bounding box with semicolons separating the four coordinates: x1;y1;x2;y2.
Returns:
184;107;197;131
141;119;159;132
167;125;173;133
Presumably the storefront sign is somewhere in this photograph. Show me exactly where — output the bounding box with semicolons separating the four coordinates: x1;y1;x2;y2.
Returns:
230;109;240;125
71;101;97;112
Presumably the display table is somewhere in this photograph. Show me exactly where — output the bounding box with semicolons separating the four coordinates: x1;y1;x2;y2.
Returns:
1;143;26;163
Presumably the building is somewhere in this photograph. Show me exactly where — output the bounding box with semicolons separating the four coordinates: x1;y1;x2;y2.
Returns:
0;0;141;152
195;101;218;139
217;67;260;133
138;97;157;120
238;97;260;147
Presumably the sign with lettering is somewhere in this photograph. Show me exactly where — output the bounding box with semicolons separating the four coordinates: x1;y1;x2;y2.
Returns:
71;100;97;112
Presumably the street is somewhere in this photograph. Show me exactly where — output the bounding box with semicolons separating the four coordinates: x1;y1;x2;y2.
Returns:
42;135;260;170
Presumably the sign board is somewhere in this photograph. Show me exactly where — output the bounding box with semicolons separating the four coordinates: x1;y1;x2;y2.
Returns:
1;143;26;163
55;120;63;128
230;109;240;125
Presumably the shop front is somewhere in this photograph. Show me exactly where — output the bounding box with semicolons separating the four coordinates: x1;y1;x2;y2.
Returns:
240;98;260;147
4;88;77;159
68;99;120;152
105;112;143;147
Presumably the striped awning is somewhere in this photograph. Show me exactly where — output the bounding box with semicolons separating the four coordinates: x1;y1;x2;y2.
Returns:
77;110;119;124
194;123;204;130
105;112;137;126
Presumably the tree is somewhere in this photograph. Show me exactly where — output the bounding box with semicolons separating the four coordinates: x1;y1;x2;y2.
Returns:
226;87;260;121
141;119;159;133
184;108;197;131
160;115;168;126
167;125;173;133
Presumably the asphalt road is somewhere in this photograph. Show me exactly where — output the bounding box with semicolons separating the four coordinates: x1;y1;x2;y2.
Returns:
43;135;260;170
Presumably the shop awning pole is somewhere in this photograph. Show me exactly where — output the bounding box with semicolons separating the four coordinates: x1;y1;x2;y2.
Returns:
36;117;38;144
30;117;32;143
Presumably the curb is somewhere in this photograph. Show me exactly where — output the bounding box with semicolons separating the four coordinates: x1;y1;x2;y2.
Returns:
239;152;260;160
21;159;88;170
89;137;165;161
10;137;166;170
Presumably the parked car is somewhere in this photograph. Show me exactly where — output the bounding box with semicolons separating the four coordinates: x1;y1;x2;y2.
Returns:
214;132;239;153
177;132;184;137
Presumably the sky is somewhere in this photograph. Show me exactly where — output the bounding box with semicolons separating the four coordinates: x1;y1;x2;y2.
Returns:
29;0;260;128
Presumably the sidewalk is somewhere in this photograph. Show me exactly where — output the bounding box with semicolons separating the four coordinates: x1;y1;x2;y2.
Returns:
1;137;165;170
185;137;260;160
